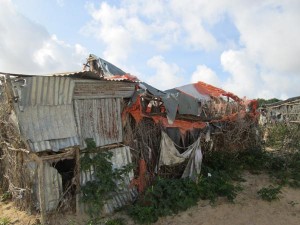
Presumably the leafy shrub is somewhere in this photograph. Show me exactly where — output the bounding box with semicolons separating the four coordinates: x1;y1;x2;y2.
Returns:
128;178;200;224
0;217;11;225
239;149;270;172
198;170;242;203
0;192;11;202
257;185;282;201
266;124;300;150
203;151;243;181
81;139;133;219
105;218;125;225
128;145;300;224
128;171;242;224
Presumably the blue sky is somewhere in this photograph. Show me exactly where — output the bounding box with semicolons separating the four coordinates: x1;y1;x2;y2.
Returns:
1;0;300;99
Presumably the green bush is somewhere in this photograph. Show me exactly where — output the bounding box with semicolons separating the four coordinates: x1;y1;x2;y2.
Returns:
198;170;242;203
0;217;11;225
0;192;12;202
266;124;300;150
81;139;133;219
128;147;300;224
105;218;125;225
203;151;243;180
128;172;241;224
128;178;200;224
257;185;282;201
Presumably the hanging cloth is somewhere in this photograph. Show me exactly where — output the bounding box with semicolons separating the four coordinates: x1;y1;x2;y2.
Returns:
158;131;203;180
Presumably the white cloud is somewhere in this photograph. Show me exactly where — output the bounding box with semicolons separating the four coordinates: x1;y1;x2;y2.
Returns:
1;0;300;99
56;0;65;7
218;1;300;99
0;0;86;74
221;49;263;98
230;0;300;75
82;0;222;65
191;65;221;87
146;56;185;91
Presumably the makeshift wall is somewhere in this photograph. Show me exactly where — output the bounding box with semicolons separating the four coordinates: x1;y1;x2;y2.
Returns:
37;162;63;212
11;77;80;152
74;98;123;148
265;97;300;123
80;146;137;214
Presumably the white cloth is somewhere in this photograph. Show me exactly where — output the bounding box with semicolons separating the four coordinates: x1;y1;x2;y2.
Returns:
158;131;203;180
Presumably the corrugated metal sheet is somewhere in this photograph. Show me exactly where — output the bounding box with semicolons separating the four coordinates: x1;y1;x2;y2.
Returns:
28;137;80;153
43;162;63;212
11;76;79;152
31;162;63;212
73;80;135;99
74;98;123;148
12;77;74;109
18;105;80;152
80;146;137;214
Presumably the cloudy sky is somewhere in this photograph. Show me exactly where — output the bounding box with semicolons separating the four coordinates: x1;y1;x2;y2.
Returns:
1;0;299;99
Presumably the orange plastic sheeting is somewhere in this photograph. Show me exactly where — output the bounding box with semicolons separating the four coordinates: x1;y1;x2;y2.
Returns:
122;96;144;123
123;96;207;134
152;116;207;134
193;81;241;102
129;159;147;193
104;73;139;82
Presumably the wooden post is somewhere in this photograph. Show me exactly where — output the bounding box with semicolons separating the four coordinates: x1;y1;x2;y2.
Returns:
38;160;46;224
75;147;81;216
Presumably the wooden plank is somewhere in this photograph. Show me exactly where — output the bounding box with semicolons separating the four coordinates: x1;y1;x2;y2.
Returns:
39;149;75;162
38;161;46;224
75;147;81;216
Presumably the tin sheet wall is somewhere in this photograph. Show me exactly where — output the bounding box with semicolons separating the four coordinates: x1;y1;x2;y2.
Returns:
80;146;137;214
12;77;80;152
74;98;123;148
31;162;63;212
12;77;74;110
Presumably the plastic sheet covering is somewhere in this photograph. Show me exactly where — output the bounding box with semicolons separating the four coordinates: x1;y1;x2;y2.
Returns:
158;131;202;180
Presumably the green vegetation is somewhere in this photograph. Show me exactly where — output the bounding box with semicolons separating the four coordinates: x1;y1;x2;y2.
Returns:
0;192;11;202
257;185;282;201
128;151;245;224
266;124;300;150
128;148;300;224
105;218;126;225
85;218;125;225
81;139;133;220
257;98;281;107
0;217;11;225
128;178;200;224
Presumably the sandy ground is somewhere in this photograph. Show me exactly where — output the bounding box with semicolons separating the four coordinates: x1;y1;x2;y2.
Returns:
1;172;300;225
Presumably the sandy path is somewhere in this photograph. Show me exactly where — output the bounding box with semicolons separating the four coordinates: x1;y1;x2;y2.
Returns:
1;172;300;225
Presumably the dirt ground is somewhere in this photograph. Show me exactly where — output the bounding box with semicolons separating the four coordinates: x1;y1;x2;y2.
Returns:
1;172;300;225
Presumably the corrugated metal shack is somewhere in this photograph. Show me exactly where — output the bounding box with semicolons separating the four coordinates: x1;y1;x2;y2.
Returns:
0;54;259;222
0;55;138;222
263;96;300;124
